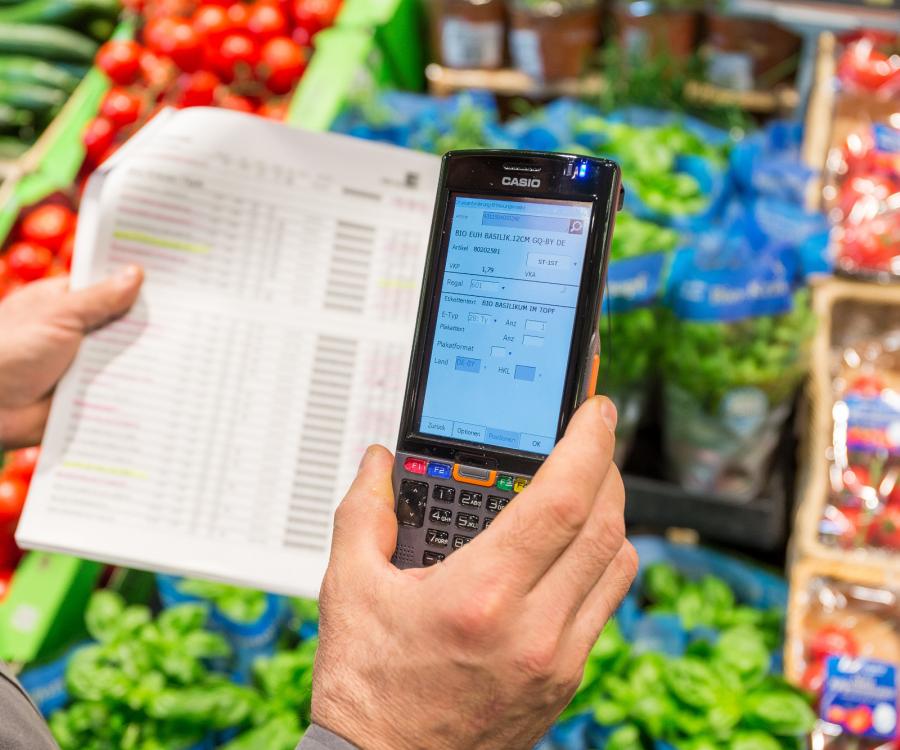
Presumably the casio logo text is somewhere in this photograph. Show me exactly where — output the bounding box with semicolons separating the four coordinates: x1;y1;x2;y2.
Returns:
501;176;541;188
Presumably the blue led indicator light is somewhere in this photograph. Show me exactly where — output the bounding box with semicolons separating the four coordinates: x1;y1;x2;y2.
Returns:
578;163;588;178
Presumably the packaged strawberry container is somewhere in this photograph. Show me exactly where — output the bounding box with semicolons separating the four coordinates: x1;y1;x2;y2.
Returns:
786;559;899;749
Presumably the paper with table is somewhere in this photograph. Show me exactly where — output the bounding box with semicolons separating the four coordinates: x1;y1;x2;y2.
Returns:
16;107;441;597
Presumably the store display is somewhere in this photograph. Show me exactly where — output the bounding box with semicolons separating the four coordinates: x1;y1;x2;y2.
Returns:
428;0;505;70
786;560;899;749
611;0;699;61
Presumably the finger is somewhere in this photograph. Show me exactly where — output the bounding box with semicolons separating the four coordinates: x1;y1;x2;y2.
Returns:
570;540;639;652
64;265;143;332
0;398;52;450
529;463;626;624
456;397;617;596
329;445;398;571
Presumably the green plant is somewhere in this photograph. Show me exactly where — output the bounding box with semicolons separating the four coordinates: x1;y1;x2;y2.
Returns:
50;591;258;750
660;290;817;412
176;579;269;624
222;639;318;750
563;618;816;749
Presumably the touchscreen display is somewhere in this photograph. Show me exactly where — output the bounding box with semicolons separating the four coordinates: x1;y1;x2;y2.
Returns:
417;194;592;456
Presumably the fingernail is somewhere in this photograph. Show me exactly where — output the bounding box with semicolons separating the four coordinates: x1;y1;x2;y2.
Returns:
117;265;141;286
600;398;618;432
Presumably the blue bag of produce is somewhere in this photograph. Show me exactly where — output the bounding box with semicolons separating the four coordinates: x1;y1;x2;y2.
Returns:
730;120;815;205
156;575;287;683
660;235;816;499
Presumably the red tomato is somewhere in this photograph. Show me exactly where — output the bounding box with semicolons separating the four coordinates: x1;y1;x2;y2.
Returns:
3;448;40;484
176;69;221;107
0;476;27;524
219;92;255;112
258;36;305;94
810;625;859;662
838;37;900;93
143;16;178;51
246;2;288;40
256;99;288;119
139;49;175;88
291;0;341;36
290;25;311;48
226;3;250;29
83;116;116;166
159;20;205;72
5;242;53;282
872;505;900;551
96;40;144;85
19;204;75;253
846;705;873;735
192;4;233;42
211;33;259;81
0;568;13;603
100;88;144;129
59;232;75;270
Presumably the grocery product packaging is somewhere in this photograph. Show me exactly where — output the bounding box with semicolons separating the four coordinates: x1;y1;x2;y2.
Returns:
661;234;815;500
786;558;899;749
796;279;900;570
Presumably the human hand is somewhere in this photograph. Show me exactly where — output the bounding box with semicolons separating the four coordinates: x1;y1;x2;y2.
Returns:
0;267;143;449
312;396;637;750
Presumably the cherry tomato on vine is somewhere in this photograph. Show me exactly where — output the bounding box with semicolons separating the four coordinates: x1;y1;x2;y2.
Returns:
176;70;221;107
0;476;27;524
219;92;255;112
20;204;75;253
159;20;205;72
291;0;341;37
212;33;259;81
96;40;143;85
83;116;116;165
100;88;144;129
258;36;305;94
256;99;288;119
247;2;288;40
192;4;233;42
6;242;53;282
3;448;40;484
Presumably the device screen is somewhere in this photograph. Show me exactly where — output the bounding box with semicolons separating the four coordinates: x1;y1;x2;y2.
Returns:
416;194;593;456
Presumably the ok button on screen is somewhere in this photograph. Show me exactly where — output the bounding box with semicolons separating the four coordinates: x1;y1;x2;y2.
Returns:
417;194;591;456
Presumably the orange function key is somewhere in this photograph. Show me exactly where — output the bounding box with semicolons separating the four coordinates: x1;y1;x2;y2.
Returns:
452;464;497;487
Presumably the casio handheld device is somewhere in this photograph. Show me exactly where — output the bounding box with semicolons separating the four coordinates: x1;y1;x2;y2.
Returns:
391;150;623;569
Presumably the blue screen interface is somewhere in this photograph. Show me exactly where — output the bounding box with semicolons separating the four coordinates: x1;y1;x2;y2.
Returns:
418;195;592;456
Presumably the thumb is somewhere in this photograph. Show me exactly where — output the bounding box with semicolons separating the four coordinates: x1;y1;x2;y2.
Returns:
64;265;143;331
330;445;398;568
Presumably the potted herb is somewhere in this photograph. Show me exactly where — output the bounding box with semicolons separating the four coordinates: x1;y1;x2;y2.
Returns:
507;0;602;81
428;0;506;70
612;0;703;61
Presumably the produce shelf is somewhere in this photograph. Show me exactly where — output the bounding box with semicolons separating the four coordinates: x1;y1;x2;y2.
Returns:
724;0;900;33
426;64;799;114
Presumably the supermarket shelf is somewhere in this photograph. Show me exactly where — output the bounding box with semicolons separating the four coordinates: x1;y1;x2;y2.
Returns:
725;0;900;33
427;64;798;113
623;474;788;552
426;64;606;99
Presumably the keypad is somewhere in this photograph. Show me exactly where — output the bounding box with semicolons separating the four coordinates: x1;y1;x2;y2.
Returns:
455;512;479;530
423;551;445;566
429;507;452;525
513;477;530;493
427;462;452;479
486;495;510;514
459;491;482;508
426;528;449;547
453;535;472;549
432;485;455;504
397;480;428;527
482;517;494;530
496;475;514;492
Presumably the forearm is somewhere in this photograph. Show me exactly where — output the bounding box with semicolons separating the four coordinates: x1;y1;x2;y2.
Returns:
297;724;360;750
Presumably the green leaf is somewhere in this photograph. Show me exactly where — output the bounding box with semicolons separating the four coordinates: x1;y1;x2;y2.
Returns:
742;691;817;736
665;657;721;708
157;603;209;636
85;590;126;643
712;627;771;689
606;723;644;750
729;730;781;750
593;698;628;726
642;563;683;606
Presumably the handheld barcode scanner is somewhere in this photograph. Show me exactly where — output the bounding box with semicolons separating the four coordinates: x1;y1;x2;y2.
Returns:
392;150;623;569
